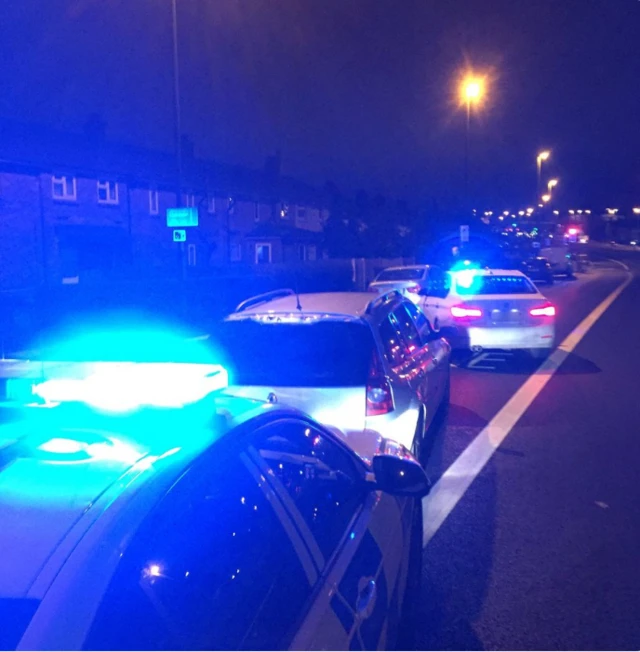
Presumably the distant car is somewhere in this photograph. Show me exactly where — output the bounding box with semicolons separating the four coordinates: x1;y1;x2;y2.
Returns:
539;246;575;277
0;364;429;651
211;289;450;466
368;264;442;303
519;256;554;285
368;265;452;331
442;268;556;360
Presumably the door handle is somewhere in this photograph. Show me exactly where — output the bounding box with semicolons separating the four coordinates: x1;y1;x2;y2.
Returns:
356;579;377;620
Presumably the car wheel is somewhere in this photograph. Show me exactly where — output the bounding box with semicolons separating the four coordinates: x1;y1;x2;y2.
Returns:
394;500;423;651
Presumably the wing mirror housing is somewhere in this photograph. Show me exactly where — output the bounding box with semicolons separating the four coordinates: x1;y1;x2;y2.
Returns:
369;439;431;498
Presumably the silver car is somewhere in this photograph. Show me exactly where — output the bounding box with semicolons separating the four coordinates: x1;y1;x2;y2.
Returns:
208;289;451;466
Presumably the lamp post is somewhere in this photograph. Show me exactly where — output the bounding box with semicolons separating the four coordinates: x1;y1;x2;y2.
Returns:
171;0;183;208
460;75;485;217
536;150;550;203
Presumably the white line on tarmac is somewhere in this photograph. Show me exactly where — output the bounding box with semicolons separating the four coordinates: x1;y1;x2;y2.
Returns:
422;267;633;546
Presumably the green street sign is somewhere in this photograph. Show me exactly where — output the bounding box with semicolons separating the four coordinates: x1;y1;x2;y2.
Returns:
173;229;187;242
167;207;198;227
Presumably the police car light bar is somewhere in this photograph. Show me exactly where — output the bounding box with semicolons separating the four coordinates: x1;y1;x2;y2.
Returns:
31;362;229;413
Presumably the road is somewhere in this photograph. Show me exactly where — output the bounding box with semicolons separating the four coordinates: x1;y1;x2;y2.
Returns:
416;249;640;650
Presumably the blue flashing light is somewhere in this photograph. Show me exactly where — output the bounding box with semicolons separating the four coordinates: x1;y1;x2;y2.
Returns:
33;362;229;413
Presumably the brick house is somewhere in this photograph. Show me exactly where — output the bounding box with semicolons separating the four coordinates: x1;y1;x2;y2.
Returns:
0;120;328;289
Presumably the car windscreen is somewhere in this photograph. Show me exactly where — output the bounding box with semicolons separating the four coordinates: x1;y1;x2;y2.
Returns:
456;274;537;295
209;319;374;387
375;268;425;282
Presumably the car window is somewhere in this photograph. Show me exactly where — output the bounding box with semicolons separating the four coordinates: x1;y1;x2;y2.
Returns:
392;304;422;353
84;432;312;651
402;301;433;344
379;314;407;366
427;267;450;299
210;320;374;387
376;268;425;282
253;420;366;559
455;274;537;295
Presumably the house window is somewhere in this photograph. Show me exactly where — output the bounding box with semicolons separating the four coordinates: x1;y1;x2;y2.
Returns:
297;206;307;220
97;180;118;205
307;245;317;261
52;175;77;201
149;190;159;215
280;203;289;219
255;242;272;264
230;244;242;262
184;193;196;207
187;244;197;267
207;196;216;214
298;245;307;262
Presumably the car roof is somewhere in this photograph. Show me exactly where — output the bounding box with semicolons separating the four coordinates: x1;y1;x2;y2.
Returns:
454;268;527;277
377;265;431;272
0;393;271;599
230;291;380;319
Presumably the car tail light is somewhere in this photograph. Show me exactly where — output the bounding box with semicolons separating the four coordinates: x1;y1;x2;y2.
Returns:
405;284;420;294
451;305;483;319
366;349;394;417
529;303;556;317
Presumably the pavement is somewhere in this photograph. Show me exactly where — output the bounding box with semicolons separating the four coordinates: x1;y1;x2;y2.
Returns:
415;249;640;650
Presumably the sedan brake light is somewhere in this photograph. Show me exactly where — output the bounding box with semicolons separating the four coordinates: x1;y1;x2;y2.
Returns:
451;305;483;319
529;303;556;317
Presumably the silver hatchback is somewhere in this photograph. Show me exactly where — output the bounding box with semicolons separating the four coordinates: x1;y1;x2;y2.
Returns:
207;289;451;466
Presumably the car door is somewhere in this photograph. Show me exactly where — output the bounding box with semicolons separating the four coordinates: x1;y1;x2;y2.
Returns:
250;418;409;651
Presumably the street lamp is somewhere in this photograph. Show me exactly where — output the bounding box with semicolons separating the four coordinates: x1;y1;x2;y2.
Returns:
542;194;551;203
536;150;550;203
547;178;558;193
459;74;486;216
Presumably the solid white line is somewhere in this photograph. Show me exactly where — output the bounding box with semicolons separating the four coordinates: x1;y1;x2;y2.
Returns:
422;269;633;546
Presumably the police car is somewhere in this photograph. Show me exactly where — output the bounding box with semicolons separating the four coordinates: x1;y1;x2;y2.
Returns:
0;350;428;649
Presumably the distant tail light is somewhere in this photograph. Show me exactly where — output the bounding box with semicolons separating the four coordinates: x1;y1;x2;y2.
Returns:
451;305;483;319
366;349;394;417
529;303;556;317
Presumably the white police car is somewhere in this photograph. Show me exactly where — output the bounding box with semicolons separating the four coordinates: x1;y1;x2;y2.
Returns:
0;355;428;650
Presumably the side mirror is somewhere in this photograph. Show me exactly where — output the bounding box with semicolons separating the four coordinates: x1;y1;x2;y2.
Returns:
371;440;431;498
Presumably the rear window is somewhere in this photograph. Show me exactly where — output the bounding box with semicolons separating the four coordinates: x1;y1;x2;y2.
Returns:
376;268;425;282
456;274;537;296
209;319;374;387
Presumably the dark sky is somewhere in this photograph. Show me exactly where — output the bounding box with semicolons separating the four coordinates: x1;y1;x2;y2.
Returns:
1;0;639;212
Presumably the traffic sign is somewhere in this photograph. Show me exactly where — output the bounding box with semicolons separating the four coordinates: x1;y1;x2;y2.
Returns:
173;229;186;242
460;225;470;243
167;207;198;228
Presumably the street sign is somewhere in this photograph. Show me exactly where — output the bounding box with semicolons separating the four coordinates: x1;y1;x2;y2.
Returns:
460;225;470;243
173;229;186;242
167;207;198;228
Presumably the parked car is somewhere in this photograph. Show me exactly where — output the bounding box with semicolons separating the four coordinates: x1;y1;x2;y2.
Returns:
519;256;554;285
0;366;428;651
209;289;451;466
539;245;575;277
443;268;556;360
368;265;452;331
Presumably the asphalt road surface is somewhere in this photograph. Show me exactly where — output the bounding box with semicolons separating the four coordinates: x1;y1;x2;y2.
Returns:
416;248;640;650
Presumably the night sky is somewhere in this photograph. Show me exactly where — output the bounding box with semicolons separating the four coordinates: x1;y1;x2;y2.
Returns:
2;0;639;212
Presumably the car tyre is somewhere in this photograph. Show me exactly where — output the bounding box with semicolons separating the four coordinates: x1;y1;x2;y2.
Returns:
394;500;424;651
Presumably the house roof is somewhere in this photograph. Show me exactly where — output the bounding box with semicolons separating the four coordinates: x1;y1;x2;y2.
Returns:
244;224;324;243
0;118;327;207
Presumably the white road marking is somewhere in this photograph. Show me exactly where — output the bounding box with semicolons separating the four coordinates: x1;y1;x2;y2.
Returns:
422;269;633;545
